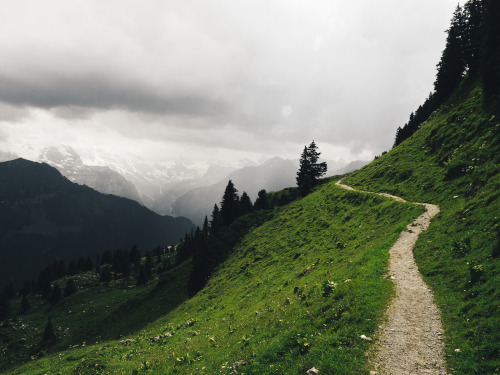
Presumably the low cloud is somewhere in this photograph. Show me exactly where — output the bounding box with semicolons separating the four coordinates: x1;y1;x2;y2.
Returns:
0;0;460;162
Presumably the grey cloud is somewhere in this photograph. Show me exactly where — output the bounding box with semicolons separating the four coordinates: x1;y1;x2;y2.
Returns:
0;73;228;118
0;0;460;162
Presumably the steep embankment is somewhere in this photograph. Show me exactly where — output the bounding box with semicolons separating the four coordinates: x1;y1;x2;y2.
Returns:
344;79;499;374
8;179;425;374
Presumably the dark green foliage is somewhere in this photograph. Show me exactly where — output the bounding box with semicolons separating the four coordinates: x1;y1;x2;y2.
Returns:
42;317;56;343
0;292;10;320
462;0;484;74
63;279;77;297
296;141;327;196
187;227;211;295
129;244;141;270
136;264;147;286
20;295;30;314
239;191;253;216
49;283;62;304
434;5;467;103
220;180;240;225
3;283;14;300
99;265;113;283
393;92;438;147
481;0;500;98
145;251;154;279
254;189;269;210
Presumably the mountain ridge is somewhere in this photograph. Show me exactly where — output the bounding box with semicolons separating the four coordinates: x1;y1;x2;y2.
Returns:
0;158;194;288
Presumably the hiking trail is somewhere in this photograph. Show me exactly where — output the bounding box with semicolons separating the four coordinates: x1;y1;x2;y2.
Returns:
335;179;447;375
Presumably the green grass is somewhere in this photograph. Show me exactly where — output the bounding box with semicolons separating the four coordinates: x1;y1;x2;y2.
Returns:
344;77;500;374
0;258;192;371
3;181;424;374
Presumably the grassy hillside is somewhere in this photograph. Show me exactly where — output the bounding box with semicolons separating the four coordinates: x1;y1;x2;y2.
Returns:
4;180;424;374
344;78;499;374
0;259;192;371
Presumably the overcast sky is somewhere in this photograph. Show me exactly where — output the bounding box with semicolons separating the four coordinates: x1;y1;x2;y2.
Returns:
0;0;461;166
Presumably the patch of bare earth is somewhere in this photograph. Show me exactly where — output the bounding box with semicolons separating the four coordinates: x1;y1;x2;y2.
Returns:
336;180;448;375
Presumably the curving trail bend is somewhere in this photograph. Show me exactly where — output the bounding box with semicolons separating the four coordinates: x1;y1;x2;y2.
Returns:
335;179;447;375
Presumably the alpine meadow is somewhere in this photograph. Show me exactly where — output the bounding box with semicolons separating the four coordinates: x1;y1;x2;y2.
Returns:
0;1;499;374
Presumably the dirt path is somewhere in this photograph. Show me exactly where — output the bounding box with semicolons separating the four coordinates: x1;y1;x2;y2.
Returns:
335;180;448;375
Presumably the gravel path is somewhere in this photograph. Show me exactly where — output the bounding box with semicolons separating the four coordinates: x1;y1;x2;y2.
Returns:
335;180;448;375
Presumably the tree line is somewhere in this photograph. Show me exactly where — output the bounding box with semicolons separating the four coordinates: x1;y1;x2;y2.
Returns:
178;141;327;295
394;0;499;148
1;141;329;316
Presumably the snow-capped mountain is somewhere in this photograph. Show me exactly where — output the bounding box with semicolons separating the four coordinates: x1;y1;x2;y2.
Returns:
76;149;255;214
39;146;142;203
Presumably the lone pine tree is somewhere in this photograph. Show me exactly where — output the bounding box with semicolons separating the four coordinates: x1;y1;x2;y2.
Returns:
296;141;327;195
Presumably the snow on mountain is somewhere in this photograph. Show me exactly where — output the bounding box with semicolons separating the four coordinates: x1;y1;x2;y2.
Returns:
39;145;142;203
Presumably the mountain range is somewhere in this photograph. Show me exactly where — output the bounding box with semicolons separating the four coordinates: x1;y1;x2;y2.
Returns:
0;158;194;288
3;145;368;225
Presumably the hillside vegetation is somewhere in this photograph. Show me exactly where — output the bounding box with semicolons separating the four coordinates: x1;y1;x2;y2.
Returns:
345;78;499;374
4;179;424;374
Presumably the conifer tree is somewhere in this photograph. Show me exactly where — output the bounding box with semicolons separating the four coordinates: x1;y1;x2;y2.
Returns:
49;283;62;304
0;292;9;320
434;4;467;103
99;264;113;283
220;180;240;224
482;0;500;97
254;189;269;210
296;141;327;195
20;294;30;314
239;192;253;215
136;264;147;286
63;279;77;297
42;317;56;342
210;204;222;233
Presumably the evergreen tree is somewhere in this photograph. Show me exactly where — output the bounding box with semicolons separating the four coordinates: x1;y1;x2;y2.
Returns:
296;141;327;195
42;317;56;342
145;251;154;279
99;264;113;283
20;295;30;314
239;192;253;215
67;260;77;275
129;244;141;271
462;0;484;74
202;216;209;237
19;281;32;297
63;279;77;297
0;292;9;320
434;5;467;103
210;204;222;233
136;264;147;286
482;0;500;97
254;189;269;210
3;283;15;299
49;283;62;304
188;226;211;295
220;180;240;224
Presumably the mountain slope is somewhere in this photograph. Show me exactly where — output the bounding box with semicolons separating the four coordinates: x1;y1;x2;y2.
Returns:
344;78;499;374
6;177;425;374
0;159;194;288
